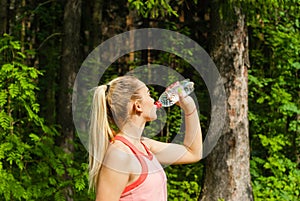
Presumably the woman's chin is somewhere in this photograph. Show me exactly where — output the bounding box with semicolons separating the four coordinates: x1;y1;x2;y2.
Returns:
146;114;157;122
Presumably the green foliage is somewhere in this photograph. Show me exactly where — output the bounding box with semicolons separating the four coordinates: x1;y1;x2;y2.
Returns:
128;0;178;18
166;163;203;200
246;0;300;200
0;34;90;200
250;138;300;200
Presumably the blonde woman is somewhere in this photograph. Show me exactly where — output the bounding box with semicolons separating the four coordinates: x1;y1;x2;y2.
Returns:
89;76;202;201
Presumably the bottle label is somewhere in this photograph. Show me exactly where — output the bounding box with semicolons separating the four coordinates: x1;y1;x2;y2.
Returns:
166;81;180;91
157;79;194;108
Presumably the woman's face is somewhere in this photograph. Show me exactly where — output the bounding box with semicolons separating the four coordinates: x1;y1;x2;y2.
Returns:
136;85;157;122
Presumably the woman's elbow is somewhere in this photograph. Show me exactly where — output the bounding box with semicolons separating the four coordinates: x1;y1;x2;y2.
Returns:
187;152;202;163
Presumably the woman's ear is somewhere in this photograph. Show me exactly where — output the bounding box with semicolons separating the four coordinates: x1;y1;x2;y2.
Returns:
133;100;142;113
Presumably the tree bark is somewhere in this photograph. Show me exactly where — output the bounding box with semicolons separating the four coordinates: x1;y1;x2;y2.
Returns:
91;0;104;46
199;1;253;201
58;0;82;200
0;0;8;35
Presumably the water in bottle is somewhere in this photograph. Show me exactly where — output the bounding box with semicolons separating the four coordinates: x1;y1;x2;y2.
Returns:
155;79;194;108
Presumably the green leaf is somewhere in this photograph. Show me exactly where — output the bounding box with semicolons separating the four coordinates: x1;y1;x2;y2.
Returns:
0;90;8;107
291;62;300;69
29;133;40;142
1;63;14;72
8;84;20;98
0;142;13;159
17;51;26;59
0;111;13;130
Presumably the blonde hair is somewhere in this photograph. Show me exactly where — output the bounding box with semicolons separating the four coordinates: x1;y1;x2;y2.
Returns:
88;76;143;191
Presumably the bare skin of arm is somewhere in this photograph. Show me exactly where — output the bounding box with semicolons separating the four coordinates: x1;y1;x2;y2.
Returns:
95;165;129;201
144;96;202;165
95;142;140;201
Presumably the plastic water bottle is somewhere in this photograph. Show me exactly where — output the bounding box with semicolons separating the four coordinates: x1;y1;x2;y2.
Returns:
155;79;194;108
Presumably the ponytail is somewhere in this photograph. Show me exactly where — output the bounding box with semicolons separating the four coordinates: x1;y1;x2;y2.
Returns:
88;85;114;191
88;76;143;191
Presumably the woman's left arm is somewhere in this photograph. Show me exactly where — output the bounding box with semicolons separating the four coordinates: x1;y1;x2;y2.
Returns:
144;96;202;164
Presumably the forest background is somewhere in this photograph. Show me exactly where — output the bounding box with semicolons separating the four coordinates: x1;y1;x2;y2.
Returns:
0;0;299;200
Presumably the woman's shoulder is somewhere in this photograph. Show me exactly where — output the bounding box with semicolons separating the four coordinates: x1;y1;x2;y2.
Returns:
105;140;133;162
102;140;140;174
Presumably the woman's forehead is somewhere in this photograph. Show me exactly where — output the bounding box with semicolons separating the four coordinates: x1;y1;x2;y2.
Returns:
137;84;148;93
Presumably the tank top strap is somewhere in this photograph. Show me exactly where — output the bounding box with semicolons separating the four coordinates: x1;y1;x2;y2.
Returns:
114;135;149;194
114;135;153;160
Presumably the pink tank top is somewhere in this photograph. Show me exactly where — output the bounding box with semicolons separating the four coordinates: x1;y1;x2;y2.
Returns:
114;136;167;201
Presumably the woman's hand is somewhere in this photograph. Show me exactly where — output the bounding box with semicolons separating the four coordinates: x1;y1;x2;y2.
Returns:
176;94;196;114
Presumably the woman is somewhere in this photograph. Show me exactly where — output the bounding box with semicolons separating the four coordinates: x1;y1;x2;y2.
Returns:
89;75;202;201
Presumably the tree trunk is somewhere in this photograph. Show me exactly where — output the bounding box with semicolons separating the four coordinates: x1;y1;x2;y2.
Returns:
0;0;8;35
199;1;253;201
91;0;104;47
58;0;82;200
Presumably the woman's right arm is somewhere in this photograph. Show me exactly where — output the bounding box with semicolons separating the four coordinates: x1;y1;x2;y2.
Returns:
95;145;131;201
95;165;129;201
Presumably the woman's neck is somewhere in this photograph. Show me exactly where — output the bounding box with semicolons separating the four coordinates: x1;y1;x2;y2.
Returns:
119;120;145;142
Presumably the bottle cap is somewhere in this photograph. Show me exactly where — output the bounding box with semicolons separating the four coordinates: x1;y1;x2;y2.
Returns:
154;101;162;109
